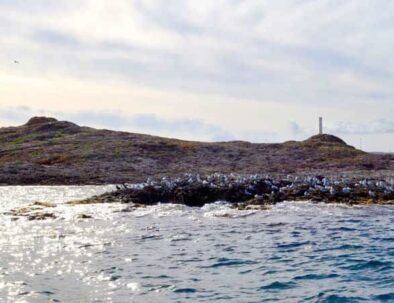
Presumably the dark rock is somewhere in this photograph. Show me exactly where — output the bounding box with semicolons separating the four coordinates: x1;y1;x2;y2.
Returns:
25;116;58;126
28;213;56;220
77;214;93;219
24;117;80;135
304;134;347;145
67;174;394;207
4;202;57;220
33;201;56;207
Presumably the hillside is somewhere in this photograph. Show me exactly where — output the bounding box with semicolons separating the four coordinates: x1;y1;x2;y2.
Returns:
0;117;392;185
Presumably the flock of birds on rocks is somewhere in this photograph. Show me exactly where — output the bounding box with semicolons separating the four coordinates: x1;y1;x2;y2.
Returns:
113;173;394;205
4;173;393;222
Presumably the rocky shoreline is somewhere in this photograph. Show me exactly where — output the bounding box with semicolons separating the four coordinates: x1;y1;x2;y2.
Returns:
69;173;394;209
4;173;393;221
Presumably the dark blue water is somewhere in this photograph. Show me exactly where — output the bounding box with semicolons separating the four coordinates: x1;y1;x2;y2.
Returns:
0;187;393;302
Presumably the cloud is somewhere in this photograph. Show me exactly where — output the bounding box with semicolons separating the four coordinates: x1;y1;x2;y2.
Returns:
285;118;394;138
2;0;394;104
66;111;235;141
288;121;304;136
0;1;393;151
0;106;44;124
328;119;394;135
32;30;80;47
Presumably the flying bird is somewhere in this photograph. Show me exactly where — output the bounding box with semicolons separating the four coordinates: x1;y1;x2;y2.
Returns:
14;60;19;64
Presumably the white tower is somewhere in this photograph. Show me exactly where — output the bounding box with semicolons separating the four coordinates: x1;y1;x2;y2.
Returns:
319;117;323;134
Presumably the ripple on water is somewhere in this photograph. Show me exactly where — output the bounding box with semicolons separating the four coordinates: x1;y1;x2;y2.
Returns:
206;258;258;268
343;259;391;271
0;187;393;303
315;294;369;302
372;293;394;302
258;281;297;291
174;288;197;293
277;240;311;251
293;273;340;280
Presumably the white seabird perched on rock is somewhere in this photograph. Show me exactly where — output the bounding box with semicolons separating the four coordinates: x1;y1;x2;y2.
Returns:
322;177;330;186
368;190;376;198
329;187;336;195
376;181;386;188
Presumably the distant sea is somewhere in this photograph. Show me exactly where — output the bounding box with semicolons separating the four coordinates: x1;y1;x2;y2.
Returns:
0;186;393;302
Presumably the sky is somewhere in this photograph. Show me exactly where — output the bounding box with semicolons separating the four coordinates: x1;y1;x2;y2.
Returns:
0;0;393;152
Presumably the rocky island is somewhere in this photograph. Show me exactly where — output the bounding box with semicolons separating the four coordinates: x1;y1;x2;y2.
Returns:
68;173;394;209
0;117;393;185
1;116;392;215
6;173;393;221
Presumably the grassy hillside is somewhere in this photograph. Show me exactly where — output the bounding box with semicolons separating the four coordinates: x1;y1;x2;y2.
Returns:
0;117;392;184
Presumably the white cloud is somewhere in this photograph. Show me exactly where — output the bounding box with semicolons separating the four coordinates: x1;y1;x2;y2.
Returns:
0;0;393;151
328;119;394;135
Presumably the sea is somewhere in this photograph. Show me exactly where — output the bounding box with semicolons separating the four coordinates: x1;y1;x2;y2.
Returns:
0;186;393;303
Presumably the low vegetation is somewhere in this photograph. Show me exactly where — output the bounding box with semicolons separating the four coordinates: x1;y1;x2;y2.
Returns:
0;117;392;185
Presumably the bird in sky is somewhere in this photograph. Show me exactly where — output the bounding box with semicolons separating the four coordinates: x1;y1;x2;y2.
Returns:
14;60;19;64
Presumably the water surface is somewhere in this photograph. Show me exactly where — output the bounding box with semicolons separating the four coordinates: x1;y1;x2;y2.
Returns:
0;186;393;302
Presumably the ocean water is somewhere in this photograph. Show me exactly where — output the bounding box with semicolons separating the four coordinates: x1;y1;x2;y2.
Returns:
0;186;393;303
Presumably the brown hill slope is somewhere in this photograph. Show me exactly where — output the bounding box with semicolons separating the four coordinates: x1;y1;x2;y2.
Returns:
0;117;392;184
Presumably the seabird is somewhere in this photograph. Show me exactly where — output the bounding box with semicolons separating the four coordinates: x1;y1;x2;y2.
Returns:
329;187;336;195
368;190;376;198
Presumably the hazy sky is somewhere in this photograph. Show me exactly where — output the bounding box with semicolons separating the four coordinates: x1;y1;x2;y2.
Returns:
1;0;393;151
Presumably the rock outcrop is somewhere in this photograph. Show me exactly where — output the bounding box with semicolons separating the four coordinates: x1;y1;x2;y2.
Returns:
70;174;394;207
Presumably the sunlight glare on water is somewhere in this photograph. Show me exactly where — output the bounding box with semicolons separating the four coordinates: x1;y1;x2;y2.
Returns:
0;186;393;302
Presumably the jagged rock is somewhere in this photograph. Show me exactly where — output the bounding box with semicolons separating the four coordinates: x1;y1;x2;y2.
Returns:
33;201;56;207
28;213;56;220
25;116;58;126
66;193;120;205
77;214;93;219
244;204;271;211
4;202;57;220
67;174;394;207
